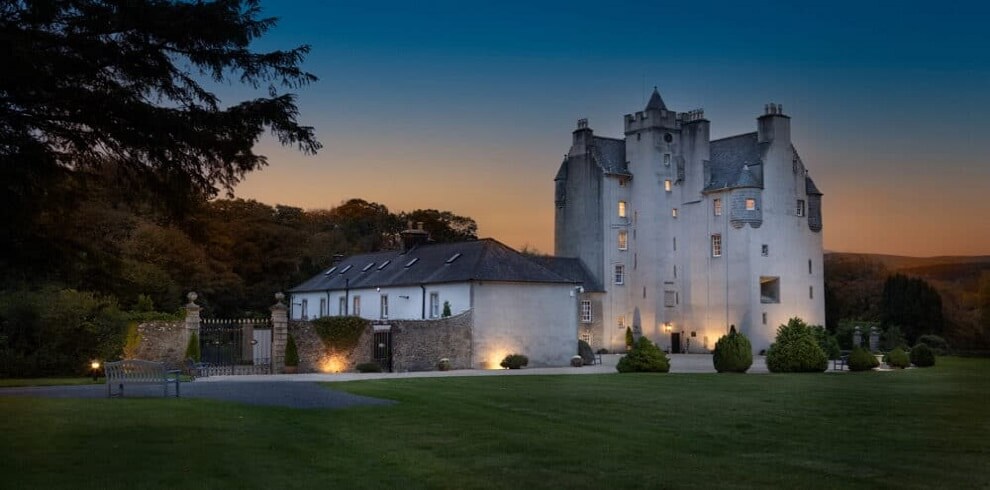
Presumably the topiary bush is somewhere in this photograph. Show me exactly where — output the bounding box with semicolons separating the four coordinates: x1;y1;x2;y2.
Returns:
625;327;634;351
356;362;382;373
185;331;201;362
916;335;949;355
847;346;879;371
616;336;670;373
766;318;828;373
578;339;595;365
886;347;910;369
500;354;529;369
712;326;752;373
910;343;936;367
284;334;299;367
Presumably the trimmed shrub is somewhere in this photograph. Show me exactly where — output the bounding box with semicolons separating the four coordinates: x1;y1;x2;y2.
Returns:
285;334;299;367
311;316;368;352
185;332;201;362
848;346;879;371
910;343;936;367
886;347;910;369
356;362;382;373
578;339;595;365
712;326;753;373
766;318;828;373
917;335;949;355
442;301;452;318
500;354;529;369
616;336;670;373
625;327;634;351
437;358;451;371
570;355;584;367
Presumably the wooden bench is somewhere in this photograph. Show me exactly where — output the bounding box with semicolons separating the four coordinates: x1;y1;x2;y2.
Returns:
104;360;181;398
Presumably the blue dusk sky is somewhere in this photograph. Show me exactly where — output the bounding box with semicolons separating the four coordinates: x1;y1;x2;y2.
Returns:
231;0;990;256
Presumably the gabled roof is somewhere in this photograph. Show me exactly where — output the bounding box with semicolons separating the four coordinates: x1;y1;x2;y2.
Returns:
645;87;667;111
706;132;766;191
526;256;604;292
288;239;577;293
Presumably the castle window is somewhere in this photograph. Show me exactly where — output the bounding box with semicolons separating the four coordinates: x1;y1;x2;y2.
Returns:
581;300;592;323
762;312;767;325
809;286;814;299
664;290;676;307
614;264;625;285
673;265;677;278
663;153;671;166
618;230;628;250
673;237;677;251
713;198;723;216
672;208;678;218
711;234;722;257
636;133;641;141
745;198;757;211
617;315;626;328
664;180;672;192
808;259;813;274
618;200;627;218
762;244;769;256
796;199;806;217
760;276;781;304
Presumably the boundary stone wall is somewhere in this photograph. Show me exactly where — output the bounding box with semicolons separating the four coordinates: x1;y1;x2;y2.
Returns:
132;321;188;366
391;310;472;372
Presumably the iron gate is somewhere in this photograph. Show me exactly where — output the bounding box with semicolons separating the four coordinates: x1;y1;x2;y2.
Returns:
373;328;392;372
200;318;272;375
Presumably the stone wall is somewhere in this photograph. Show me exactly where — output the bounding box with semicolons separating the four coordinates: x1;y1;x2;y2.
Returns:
288;311;473;373
391;310;472;372
288;321;375;373
133;321;189;366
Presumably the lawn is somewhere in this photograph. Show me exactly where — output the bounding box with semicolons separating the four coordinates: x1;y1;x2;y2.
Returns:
0;377;105;387
1;358;988;489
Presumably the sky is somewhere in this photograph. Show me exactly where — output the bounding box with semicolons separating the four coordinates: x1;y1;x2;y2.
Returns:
230;0;990;257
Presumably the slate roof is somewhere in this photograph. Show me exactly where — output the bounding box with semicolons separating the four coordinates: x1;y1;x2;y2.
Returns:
706;132;766;192
645;87;667;111
288;239;578;293
526;256;604;292
590;136;628;175
805;176;823;195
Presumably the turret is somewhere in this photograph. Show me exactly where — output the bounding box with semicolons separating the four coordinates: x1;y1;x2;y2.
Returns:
757;103;790;145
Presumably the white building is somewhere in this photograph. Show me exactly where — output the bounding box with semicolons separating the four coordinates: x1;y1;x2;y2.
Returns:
554;88;825;353
288;229;580;368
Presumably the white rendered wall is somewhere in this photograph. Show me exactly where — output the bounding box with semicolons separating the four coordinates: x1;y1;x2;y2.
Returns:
471;281;579;368
290;283;471;321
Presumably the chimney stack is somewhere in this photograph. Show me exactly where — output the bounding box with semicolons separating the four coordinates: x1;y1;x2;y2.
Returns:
400;221;430;251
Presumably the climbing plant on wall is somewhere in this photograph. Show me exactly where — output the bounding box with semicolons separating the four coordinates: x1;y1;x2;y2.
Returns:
311;316;369;352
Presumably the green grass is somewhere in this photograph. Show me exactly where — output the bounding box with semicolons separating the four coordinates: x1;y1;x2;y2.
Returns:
0;377;105;387
1;358;988;489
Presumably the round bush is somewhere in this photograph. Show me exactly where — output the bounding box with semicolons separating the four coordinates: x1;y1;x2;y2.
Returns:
910;343;936;367
886;347;910;369
766;318;828;373
847;346;879;371
916;335;949;355
578;339;595;365
712;328;753;373
616;337;670;373
500;354;529;369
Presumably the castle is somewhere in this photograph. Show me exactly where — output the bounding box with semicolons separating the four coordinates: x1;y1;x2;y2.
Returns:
554;88;825;353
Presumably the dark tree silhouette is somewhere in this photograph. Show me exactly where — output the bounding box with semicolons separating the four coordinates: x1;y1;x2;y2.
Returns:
880;274;944;344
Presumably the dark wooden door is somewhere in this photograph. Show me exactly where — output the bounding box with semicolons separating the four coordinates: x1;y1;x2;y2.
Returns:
671;332;682;353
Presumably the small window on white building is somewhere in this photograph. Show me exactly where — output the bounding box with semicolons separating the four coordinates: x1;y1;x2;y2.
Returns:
713;198;723;216
761;244;769;257
618;230;628;250
618;200;627;218
663;153;671;166
673;237;677;251
760;276;781;304
429;292;440;318
353;296;361;316
672;208;678;218
664;290;676;307
762;312;767;325
581;300;592;323
711;234;722;257
808;259;813;274
673;265;677;278
809;286;814;299
339;297;346;316
614;264;625;285
301;299;308;320
745;198;757;211
380;295;389;319
320;298;327;317
664;179;672;192
796;199;806;217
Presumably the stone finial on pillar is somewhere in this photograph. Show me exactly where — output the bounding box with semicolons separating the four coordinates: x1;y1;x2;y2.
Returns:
869;327;880;353
853;326;862;349
184;291;202;336
271;292;288;374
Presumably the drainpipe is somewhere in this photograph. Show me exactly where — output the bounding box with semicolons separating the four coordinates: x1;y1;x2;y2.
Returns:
326;290;331;318
420;284;427;319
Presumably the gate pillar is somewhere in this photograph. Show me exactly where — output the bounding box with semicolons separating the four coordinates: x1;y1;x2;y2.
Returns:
271;292;288;374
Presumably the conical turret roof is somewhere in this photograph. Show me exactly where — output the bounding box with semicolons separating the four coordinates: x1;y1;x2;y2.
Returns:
646;86;667;111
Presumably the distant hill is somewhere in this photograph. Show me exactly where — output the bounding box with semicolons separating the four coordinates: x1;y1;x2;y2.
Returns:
827;253;990;271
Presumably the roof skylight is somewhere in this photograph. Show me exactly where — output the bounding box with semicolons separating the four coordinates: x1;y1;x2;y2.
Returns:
445;253;462;264
361;262;375;272
324;266;337;275
339;265;352;274
405;257;419;268
377;260;391;270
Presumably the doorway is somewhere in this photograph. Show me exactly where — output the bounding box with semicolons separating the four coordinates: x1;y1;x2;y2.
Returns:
670;332;682;354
